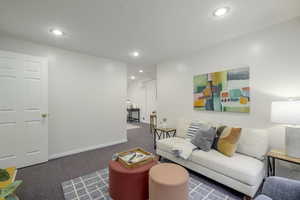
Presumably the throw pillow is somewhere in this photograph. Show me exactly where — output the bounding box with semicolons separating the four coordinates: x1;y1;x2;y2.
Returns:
212;125;226;150
216;127;242;157
191;125;216;151
185;121;203;139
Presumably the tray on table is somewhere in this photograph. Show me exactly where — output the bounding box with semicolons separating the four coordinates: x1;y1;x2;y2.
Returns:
117;148;154;168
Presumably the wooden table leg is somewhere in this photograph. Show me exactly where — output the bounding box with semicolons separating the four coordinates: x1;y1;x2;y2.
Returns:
154;129;157;150
243;196;253;200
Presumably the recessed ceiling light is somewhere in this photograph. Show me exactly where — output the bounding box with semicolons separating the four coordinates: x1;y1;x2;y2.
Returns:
213;7;230;17
130;51;140;58
50;28;64;36
139;70;143;73
130;76;136;80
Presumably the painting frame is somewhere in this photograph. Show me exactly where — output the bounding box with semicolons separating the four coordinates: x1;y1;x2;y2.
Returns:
193;67;250;113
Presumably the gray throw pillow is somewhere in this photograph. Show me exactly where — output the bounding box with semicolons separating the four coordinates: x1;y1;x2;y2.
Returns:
191;125;216;152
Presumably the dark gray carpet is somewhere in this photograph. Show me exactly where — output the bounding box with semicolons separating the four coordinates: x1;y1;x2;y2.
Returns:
16;123;243;200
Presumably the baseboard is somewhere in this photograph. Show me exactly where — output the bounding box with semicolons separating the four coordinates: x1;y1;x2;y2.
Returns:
48;139;128;160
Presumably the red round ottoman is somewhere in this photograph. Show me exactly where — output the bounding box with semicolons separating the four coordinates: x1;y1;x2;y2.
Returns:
109;160;157;200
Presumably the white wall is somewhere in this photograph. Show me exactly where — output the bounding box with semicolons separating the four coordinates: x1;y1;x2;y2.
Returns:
128;79;157;123
157;17;300;149
0;34;127;158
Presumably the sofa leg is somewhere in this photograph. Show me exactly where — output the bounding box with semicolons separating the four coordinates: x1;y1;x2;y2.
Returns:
158;155;162;161
243;196;252;200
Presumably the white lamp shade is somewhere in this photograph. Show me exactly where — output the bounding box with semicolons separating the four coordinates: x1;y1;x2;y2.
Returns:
271;101;300;125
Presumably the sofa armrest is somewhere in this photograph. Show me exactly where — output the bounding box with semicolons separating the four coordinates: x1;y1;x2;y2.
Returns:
261;176;300;200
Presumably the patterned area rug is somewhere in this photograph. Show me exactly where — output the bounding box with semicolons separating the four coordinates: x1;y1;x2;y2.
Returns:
61;168;241;200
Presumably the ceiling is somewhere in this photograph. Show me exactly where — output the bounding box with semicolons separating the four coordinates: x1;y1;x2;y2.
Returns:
0;0;300;68
127;64;157;84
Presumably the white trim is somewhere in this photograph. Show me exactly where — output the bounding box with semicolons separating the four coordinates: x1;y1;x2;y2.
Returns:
48;139;128;160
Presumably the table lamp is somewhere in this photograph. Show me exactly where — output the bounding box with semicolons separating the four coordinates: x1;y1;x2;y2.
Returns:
271;100;300;158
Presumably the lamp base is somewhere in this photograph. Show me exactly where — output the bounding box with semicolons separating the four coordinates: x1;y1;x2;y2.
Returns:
286;126;300;158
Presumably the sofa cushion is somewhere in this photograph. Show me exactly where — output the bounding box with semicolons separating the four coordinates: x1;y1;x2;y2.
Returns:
237;128;269;160
157;137;190;154
190;149;264;186
191;125;216;151
208;122;223;130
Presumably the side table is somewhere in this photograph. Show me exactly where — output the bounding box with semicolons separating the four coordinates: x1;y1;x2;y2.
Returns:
154;128;176;150
267;149;300;176
127;108;140;123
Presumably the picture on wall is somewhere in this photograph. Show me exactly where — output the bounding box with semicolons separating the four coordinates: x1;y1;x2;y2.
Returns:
193;67;250;113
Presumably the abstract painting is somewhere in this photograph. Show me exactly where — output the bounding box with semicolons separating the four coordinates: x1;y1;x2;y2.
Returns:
193;67;250;113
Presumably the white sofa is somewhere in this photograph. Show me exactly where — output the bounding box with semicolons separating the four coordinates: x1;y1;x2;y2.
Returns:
156;119;269;197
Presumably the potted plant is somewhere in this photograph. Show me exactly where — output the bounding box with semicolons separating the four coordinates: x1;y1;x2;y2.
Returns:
0;169;10;182
0;168;22;200
0;181;22;200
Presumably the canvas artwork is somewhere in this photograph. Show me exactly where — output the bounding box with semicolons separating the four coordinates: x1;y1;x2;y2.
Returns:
193;67;250;113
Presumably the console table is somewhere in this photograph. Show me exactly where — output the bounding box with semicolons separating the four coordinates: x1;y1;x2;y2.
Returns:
154;128;176;150
127;108;140;123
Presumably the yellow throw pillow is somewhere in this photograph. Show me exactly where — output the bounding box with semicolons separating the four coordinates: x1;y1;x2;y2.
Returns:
217;127;242;157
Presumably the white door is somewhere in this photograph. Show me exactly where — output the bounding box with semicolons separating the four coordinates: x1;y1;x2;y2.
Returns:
0;50;48;168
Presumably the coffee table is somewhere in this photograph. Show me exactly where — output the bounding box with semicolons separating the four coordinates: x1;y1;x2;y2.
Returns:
149;163;189;200
109;160;158;200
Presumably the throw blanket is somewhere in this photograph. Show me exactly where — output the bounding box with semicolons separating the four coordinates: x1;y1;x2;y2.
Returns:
171;139;197;160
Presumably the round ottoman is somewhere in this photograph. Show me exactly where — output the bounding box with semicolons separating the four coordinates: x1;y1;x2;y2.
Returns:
149;163;189;200
109;160;157;200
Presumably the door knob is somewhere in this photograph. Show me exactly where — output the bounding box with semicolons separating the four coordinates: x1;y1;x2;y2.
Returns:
41;113;48;118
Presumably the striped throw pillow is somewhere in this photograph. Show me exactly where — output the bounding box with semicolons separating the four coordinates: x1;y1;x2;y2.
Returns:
186;122;203;139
